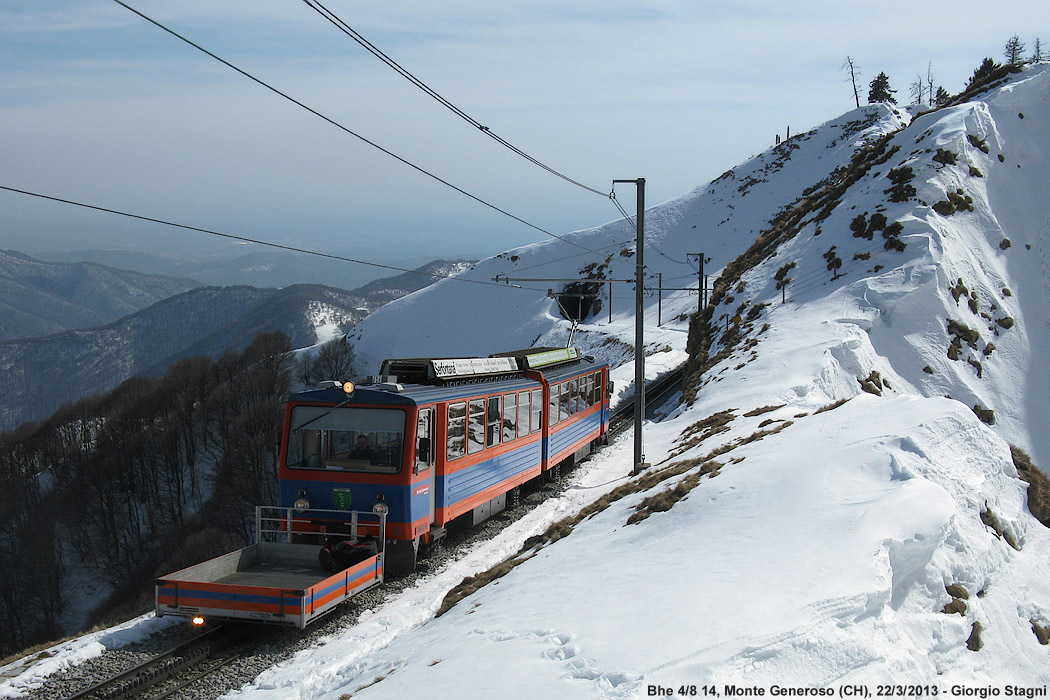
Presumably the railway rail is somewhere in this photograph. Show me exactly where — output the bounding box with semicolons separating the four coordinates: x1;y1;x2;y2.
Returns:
40;364;685;700
609;366;684;433
60;624;282;700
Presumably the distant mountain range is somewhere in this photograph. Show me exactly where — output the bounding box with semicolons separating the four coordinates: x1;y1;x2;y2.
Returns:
0;256;471;431
0;249;198;341
35;248;434;292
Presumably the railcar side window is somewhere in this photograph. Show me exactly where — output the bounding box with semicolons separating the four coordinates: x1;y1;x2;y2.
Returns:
560;381;571;422
587;374;596;406
531;389;542;433
548;383;559;426
503;393;517;442
486;396;502;448
286;406;405;473
447;402;466;461
468;399;485;454
517;391;530;438
569;378;579;415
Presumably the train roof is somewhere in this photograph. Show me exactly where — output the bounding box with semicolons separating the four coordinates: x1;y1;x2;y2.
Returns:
287;347;605;408
378;346;595;386
287;374;544;408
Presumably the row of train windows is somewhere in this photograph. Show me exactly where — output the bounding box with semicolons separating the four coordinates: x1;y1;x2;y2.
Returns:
445;371;604;461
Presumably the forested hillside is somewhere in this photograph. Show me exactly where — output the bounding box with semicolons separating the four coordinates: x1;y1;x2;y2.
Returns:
0;250;196;342
0;285;358;431
0;331;296;656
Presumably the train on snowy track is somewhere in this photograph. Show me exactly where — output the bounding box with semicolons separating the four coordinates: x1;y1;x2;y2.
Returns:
156;346;610;628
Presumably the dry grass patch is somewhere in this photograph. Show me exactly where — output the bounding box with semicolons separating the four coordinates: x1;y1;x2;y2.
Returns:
972;404;995;425
967;622;984;651
437;555;537;617
669;410;737;459
1011;446;1050;528
1032;620;1050;645
744;404;785;417
626;462;722;526
941;582;969;615
858;371;885;396
980;505;1020;550
814;398;852;414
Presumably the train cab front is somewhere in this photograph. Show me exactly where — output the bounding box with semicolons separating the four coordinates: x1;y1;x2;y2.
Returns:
277;383;432;571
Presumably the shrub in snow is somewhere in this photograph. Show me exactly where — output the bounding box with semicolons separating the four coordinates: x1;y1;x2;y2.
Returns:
1033;621;1050;646
967;622;984;651
1010;446;1050;528
933;148;958;166
972;404;996;425
967;134;990;154
885;166;917;202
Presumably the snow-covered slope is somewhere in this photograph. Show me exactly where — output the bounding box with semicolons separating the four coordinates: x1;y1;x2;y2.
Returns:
347;103;909;376
5;64;1049;698
287;62;1050;694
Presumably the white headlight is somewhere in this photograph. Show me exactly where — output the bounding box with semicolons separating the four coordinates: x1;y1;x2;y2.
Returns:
372;502;389;515
293;497;310;513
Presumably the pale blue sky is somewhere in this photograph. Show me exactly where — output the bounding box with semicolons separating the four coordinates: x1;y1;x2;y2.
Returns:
1;1;1045;269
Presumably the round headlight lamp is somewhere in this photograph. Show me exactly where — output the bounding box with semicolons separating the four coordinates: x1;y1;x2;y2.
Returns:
293;490;310;512
372;493;388;515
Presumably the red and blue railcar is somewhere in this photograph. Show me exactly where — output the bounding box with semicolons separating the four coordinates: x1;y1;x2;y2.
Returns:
156;347;609;627
278;346;610;570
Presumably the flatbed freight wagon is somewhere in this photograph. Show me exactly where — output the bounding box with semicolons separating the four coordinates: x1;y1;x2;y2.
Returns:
155;507;385;629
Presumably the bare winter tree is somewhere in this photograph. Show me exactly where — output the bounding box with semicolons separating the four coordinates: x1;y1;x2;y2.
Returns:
842;56;861;108
926;63;935;104
1033;38;1045;62
298;336;356;386
1004;35;1026;64
910;74;925;105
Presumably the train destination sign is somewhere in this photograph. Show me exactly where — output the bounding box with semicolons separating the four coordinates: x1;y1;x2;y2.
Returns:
430;356;519;378
524;347;581;368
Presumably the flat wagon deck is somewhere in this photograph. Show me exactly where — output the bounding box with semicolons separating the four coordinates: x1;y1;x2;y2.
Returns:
156;508;384;629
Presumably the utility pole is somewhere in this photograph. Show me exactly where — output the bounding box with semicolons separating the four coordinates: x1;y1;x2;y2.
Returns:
495;178;648;473
687;253;705;312
614;178;647;473
657;273;662;326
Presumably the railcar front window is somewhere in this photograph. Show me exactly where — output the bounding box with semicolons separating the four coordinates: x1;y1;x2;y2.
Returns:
286;406;405;473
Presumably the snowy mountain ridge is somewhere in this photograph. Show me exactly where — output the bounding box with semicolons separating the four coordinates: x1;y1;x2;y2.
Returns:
301;62;1050;694
4;63;1050;697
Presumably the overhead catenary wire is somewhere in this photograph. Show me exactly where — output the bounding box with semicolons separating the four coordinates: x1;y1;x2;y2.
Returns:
109;0;605;257
300;0;610;199
302;0;687;273
609;187;689;266
0;185;548;293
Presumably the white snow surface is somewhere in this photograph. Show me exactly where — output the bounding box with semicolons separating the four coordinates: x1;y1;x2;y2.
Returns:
6;64;1050;698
